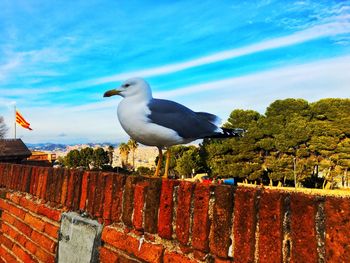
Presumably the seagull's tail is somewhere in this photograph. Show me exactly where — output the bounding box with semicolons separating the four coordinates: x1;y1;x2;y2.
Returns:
206;128;246;139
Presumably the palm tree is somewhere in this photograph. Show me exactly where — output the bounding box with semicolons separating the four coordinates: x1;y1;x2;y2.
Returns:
119;143;130;168
127;138;139;170
107;145;114;166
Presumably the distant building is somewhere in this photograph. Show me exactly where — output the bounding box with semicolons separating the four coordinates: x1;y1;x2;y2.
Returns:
0;139;32;163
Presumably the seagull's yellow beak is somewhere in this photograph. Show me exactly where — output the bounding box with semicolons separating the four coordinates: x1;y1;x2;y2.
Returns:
103;89;121;97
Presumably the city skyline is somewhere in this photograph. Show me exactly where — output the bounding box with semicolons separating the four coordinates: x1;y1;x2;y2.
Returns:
1;0;350;144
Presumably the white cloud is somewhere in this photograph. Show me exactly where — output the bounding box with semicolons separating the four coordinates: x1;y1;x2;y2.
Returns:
83;20;350;86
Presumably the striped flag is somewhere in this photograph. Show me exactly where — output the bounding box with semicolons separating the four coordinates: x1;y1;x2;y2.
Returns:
16;110;33;131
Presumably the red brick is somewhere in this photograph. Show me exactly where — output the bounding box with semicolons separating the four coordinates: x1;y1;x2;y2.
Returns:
99;247;119;263
53;168;64;204
214;258;233;263
102;173;113;223
144;177;162;234
24;238;39;254
44;223;59;239
290;193;318;263
71;169;83;210
133;182;149;230
7;202;26;220
0;234;14;250
210;185;234;259
1;222;19;240
93;171;106;219
325;196;350;262
122;176;142;227
35;247;55;263
21;165;32;193
19;196;39;213
163;251;196;263
12;244;34;263
158;180;176;239
31;230;57;253
37;204;61;222
79;171;90;210
1;210;16;225
37;167;49;199
0;198;9;211
14;218;33;237
192;183;211;252
232;187;259;262
24;213;46;231
111;174;126;222
102;226;164;262
60;169;69;206
0;245;18;263
30;166;39;196
175;181;194;245
258;189;284;263
45;167;55;202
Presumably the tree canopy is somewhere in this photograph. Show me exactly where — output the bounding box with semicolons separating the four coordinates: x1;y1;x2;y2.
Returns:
201;98;350;185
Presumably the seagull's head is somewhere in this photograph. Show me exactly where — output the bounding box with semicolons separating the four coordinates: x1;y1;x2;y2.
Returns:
103;78;152;99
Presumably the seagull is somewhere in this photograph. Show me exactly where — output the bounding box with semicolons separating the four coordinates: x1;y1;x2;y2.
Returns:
104;78;244;178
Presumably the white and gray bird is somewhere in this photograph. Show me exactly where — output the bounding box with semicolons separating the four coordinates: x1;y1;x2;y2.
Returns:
104;78;243;177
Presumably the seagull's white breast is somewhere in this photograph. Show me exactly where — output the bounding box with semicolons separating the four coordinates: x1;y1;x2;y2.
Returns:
117;97;185;147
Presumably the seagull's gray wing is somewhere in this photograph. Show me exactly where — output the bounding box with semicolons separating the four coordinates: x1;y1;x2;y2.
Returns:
147;99;219;139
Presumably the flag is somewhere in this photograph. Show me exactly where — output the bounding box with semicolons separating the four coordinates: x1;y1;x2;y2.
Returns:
16;110;33;131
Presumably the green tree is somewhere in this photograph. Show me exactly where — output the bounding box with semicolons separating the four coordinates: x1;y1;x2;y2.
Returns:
119;143;130;168
80;147;94;169
64;149;81;168
107;145;114;166
93;147;109;169
127;138;139;169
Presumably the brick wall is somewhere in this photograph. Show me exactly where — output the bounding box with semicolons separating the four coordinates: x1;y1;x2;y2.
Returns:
0;163;349;262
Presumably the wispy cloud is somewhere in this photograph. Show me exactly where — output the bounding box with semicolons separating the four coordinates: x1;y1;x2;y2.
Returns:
83;20;350;86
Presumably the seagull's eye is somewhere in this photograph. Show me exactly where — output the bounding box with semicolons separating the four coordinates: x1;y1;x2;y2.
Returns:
124;83;131;88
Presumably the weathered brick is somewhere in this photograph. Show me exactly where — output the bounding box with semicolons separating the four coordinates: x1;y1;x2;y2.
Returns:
144;177;162;234
0;234;14;250
44;222;59;239
102;173;113;223
1;222;19;240
232;186;259;262
24;213;45;231
0;245;18;263
93;171;106;219
19;196;39;213
86;171;98;215
31;230;57;253
7;201;26;220
14;218;33;237
71;169;83;210
35;247;55;263
45;167;55;202
60;169;69;206
210;185;234;259
21;165;32;193
111;174;126;222
258;189;284;263
79;171;90;210
325;196;350;262
102;226;164;262
176;181;194;245
30;166;39;195
100;247;119;263
37;204;61;222
65;169;75;209
1;210;16;225
290;193;318;263
192;183;211;252
12;244;33;263
163;251;196;263
53;168;65;204
133;182;148;230
158;180;176;239
122;176;142;227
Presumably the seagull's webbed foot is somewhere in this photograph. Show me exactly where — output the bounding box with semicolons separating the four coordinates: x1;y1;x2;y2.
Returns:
154;147;163;177
162;148;171;179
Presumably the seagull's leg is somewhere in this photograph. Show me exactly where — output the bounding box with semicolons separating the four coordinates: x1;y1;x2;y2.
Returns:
154;147;163;177
163;148;171;178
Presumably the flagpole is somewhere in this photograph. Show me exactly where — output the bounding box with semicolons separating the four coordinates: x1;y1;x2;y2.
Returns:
14;104;16;139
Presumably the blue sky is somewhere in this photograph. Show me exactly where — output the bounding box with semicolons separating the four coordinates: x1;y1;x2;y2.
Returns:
0;0;349;144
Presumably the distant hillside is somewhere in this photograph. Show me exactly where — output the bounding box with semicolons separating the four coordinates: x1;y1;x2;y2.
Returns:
26;142;119;151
